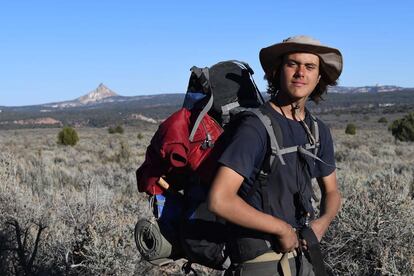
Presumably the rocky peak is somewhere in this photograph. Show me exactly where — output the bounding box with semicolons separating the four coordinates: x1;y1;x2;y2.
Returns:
76;83;119;104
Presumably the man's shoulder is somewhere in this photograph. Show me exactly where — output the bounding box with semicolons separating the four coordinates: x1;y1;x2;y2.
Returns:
233;111;268;133
223;112;269;149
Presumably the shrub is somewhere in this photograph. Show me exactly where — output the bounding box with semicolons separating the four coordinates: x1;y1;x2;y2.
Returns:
378;117;388;123
389;112;414;141
137;133;143;140
57;126;79;146
322;169;414;275
108;125;124;134
115;125;124;134
345;123;356;135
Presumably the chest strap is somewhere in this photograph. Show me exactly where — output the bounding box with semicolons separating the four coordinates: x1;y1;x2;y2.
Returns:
247;108;334;173
278;145;336;168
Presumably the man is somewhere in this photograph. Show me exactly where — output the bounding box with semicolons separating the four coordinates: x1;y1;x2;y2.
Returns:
208;35;343;275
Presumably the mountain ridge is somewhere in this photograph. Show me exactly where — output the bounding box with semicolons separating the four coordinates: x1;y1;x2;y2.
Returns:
0;84;413;130
328;85;404;94
1;84;411;109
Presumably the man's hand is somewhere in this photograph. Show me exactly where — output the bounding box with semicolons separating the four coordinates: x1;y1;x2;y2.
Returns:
277;223;299;252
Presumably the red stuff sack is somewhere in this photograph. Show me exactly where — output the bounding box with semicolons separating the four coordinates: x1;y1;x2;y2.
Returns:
136;108;223;195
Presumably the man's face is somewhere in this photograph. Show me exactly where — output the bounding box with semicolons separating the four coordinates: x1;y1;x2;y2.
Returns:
279;52;321;101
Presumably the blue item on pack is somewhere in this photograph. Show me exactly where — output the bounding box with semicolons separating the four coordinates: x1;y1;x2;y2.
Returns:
154;193;184;246
154;194;166;218
182;91;207;109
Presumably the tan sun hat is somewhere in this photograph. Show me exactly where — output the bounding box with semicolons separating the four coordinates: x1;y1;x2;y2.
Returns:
259;35;343;83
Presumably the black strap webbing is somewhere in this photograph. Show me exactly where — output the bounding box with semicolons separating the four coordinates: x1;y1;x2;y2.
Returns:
300;227;327;276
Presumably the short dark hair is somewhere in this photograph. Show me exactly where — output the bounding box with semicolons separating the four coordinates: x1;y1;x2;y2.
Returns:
265;58;338;104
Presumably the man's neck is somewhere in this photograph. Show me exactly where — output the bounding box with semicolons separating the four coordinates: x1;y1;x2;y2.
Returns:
270;94;307;121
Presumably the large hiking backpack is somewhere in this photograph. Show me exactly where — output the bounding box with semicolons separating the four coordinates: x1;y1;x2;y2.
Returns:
135;60;265;269
134;60;328;273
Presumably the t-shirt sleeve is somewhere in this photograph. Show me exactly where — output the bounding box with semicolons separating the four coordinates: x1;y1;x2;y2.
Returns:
218;116;267;180
313;120;336;178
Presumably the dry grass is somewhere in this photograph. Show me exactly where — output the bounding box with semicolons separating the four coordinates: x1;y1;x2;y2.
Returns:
0;114;413;275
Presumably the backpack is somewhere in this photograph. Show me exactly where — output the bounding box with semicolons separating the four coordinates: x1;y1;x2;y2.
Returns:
134;60;326;272
135;60;265;270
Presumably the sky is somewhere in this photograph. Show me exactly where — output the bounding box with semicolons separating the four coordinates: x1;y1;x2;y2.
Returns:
1;0;413;106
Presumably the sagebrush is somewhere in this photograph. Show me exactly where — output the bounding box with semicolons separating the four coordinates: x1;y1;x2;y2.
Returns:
0;118;413;275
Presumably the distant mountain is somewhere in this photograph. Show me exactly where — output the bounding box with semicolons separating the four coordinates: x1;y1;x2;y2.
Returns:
2;84;409;111
76;83;118;104
38;84;413;110
43;83;123;108
0;84;413;130
0;84;184;129
328;85;404;93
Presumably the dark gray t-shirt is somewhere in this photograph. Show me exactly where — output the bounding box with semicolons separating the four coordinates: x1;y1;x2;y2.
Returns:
218;106;335;202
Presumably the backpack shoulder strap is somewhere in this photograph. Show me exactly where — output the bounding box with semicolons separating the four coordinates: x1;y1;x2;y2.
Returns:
242;106;284;203
247;107;286;167
250;105;326;168
308;111;320;157
274;109;336;169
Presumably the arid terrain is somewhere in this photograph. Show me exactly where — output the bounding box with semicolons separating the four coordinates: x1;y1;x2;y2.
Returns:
1;109;413;275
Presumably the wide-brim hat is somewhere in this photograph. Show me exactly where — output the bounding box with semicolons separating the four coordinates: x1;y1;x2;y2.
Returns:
259;35;343;83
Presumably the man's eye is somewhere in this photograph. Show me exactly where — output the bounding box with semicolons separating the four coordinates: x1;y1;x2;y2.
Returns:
306;65;316;70
287;61;297;67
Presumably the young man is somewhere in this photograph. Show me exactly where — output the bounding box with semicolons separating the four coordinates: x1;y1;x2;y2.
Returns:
208;35;343;275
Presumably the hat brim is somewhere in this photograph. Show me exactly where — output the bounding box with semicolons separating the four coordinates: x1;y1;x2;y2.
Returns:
259;42;343;83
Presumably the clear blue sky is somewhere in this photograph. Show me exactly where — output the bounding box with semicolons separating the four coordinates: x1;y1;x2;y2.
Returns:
1;0;413;106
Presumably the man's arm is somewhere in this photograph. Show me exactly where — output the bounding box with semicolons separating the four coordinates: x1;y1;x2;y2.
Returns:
311;170;341;241
208;166;299;252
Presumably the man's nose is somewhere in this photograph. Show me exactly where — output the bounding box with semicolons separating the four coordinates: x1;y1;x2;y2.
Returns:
294;66;305;78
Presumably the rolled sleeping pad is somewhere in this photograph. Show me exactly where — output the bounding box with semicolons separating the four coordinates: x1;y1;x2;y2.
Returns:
135;218;175;266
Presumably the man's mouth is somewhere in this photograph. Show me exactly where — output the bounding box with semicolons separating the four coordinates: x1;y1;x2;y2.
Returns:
291;81;306;87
